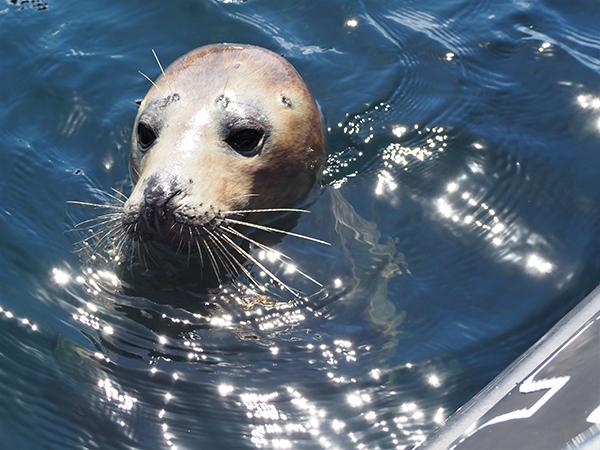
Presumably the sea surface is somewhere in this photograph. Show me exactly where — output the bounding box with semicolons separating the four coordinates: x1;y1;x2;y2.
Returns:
1;1;600;449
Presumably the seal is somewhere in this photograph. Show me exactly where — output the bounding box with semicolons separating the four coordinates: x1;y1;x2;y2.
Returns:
122;44;325;254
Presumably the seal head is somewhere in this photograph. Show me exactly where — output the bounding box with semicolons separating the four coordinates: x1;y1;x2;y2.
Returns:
123;44;325;245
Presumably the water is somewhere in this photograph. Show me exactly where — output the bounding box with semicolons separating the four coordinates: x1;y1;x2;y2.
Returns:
1;0;600;448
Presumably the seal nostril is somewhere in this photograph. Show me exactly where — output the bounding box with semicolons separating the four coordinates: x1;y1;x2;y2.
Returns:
139;177;186;239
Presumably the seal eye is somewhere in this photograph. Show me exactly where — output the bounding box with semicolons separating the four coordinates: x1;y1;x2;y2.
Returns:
226;128;264;156
137;122;157;151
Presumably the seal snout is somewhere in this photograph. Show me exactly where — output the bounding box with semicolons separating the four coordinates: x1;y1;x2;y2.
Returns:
121;175;182;240
142;176;181;211
123;175;222;245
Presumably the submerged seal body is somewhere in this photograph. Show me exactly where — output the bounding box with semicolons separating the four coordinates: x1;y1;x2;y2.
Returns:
123;44;325;248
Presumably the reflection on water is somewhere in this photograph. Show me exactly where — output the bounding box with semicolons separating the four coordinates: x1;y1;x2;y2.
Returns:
577;92;600;132
1;0;600;449
0;303;38;332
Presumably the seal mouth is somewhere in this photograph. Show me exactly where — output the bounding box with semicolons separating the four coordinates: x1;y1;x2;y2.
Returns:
122;203;224;246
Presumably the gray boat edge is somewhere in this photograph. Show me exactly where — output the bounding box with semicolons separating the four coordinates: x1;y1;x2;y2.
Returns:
422;283;600;450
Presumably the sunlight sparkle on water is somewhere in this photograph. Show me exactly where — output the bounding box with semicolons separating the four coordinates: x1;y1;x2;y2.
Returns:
98;377;137;411
576;94;600;110
218;383;234;397
267;250;280;262
401;402;417;413
433;407;446;425
538;41;551;52
427;373;441;388
375;170;398;196
392;125;407;137
446;182;459;193
526;253;553;275
436;198;454;218
331;419;346;432
369;368;381;380
52;267;71;285
346;390;371;408
0;304;38;331
365;411;377;422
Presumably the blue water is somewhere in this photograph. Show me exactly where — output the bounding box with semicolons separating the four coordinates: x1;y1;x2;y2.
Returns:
1;0;600;449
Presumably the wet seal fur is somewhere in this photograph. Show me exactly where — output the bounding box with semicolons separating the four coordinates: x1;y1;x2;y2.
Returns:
123;44;326;250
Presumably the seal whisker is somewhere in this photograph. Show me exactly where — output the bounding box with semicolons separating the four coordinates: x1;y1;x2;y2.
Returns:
131;238;141;271
113;228;127;258
208;236;240;278
194;237;205;274
78;216;123;232
223;225;323;287
111;188;129;201
175;224;185;254
73;223;118;248
88;187;126;205
67;200;122;210
206;232;238;281
186;228;194;267
73;211;122;226
218;232;300;298
127;237;136;273
210;229;265;293
78;223;121;260
224;218;330;246
75;213;122;228
133;233;158;271
73;240;94;254
151;49;173;95
69;213;122;231
112;228;129;260
207;230;248;280
208;236;229;278
70;220;122;249
202;238;222;284
221;208;310;215
227;193;261;202
131;164;141;179
193;228;205;269
139;241;150;272
146;242;162;267
216;234;249;285
138;70;160;91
